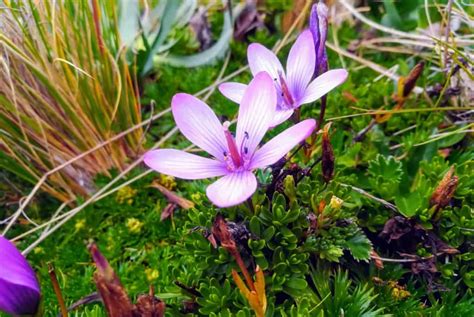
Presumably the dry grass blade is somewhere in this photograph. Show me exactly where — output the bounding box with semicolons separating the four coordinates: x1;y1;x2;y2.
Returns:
0;1;143;203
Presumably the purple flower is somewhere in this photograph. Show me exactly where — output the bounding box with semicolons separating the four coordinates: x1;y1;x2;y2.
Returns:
0;236;41;315
219;30;348;126
144;72;315;208
310;1;329;76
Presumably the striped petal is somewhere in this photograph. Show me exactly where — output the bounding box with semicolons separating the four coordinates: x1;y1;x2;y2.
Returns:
144;149;228;180
247;43;284;81
236;72;277;156
299;69;348;105
219;82;247;104
251;119;316;169
172;93;228;161
206;171;257;207
286;30;316;101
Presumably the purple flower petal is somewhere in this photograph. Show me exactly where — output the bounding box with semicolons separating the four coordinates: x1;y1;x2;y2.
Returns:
251;119;316;169
247;43;284;81
0;236;40;315
144;149;228;180
299;69;348;105
206;171;257;207
310;2;329;76
172;93;228;161
270;109;294;127
286;30;316;101
218;82;247;104
236;72;276;156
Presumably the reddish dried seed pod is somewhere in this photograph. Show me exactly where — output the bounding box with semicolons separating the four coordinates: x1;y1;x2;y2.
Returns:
321;123;335;183
402;61;425;98
88;242;134;317
430;166;458;211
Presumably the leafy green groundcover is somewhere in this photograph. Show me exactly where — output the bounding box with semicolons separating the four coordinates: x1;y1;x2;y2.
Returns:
11;28;474;316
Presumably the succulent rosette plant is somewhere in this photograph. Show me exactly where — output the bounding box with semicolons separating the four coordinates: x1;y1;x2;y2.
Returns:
144;72;315;207
219;30;348;126
0;236;41;316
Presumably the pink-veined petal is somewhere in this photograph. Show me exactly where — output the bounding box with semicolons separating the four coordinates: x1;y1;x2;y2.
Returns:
206;171;257;207
270;109;294;127
251;119;316;169
144;149;228;180
236;72;277;155
286;30;316;101
299;69;348;105
247;43;284;80
172;93;227;160
218;82;247;104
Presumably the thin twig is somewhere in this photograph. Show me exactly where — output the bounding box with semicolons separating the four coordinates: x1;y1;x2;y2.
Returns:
48;263;68;317
2;107;171;236
21;127;178;255
327;106;474;121
326;42;423;94
371;254;433;264
443;0;454;66
353;119;376;143
338;183;398;212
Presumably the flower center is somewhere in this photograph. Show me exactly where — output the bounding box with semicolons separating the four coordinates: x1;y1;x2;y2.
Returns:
222;122;251;171
223;121;242;168
278;71;294;108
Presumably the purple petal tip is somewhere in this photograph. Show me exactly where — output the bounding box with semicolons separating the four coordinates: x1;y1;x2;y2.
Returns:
0;236;40;315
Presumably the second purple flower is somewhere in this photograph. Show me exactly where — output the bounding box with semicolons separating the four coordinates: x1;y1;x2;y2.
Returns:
219;30;348;126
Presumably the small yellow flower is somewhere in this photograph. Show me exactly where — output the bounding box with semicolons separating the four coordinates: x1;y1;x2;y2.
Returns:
389;281;411;300
116;186;137;204
33;247;44;255
126;218;143;234
145;268;159;282
191;192;202;203
75;219;86;231
329;195;344;210
159;175;176;190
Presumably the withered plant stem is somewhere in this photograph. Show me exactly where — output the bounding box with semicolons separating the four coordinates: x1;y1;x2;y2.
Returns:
232;250;256;292
443;0;454;67
91;0;104;55
315;95;327;135
48;263;68;317
353;119;376;142
297;156;321;183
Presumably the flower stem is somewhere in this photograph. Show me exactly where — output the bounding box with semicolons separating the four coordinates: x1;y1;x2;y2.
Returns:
292;108;301;123
316;95;327;133
246;197;255;214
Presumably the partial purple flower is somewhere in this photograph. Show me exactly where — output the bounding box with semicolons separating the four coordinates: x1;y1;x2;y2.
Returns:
0;236;41;315
310;1;329;76
144;72;316;208
219;30;347;126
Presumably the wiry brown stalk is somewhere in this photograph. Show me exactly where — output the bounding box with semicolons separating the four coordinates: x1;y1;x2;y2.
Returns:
48;263;68;317
212;215;256;292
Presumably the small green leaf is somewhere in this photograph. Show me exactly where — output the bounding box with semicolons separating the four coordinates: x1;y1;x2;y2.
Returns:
285;278;308;290
394;191;423;217
346;232;372;261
